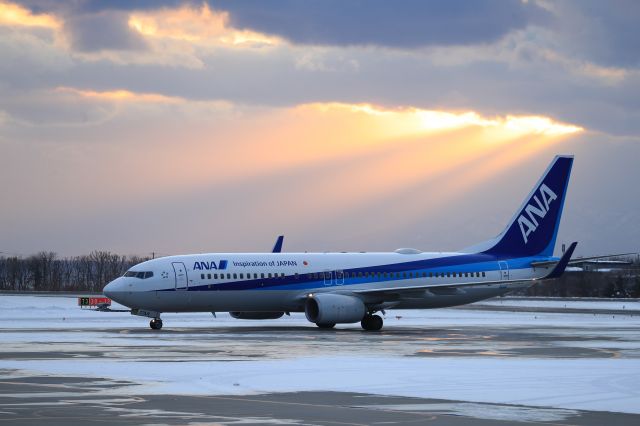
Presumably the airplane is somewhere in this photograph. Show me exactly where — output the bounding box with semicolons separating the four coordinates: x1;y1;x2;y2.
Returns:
104;155;580;331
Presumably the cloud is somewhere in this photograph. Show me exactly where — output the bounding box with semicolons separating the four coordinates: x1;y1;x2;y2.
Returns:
55;86;185;104
216;0;549;48
3;1;281;68
128;2;280;48
302;103;583;137
63;10;148;52
0;0;60;28
540;0;640;68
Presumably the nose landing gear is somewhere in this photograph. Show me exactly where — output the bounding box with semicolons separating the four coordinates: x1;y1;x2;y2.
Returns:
150;318;163;330
361;313;383;331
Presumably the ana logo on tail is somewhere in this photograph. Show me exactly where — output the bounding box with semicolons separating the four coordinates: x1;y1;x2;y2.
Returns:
517;183;557;244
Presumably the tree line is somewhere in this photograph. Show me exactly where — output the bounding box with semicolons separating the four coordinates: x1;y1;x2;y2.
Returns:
519;267;640;298
0;251;639;297
0;251;149;293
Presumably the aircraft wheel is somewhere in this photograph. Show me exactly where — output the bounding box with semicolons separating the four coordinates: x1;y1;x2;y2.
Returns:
150;319;163;330
316;322;336;329
361;314;383;331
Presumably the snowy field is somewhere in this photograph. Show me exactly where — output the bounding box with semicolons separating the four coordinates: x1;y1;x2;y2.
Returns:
1;294;640;416
474;297;640;311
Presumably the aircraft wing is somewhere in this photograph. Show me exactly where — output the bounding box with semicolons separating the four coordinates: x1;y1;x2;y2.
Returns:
352;242;577;297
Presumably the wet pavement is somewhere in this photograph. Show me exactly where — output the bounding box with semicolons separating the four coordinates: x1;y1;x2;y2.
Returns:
1;295;639;424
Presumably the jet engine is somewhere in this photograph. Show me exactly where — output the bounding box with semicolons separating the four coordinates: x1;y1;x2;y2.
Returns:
229;312;284;320
305;293;366;324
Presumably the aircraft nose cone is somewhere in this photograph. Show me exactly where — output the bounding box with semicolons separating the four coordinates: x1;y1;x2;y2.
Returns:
103;278;126;305
103;282;114;299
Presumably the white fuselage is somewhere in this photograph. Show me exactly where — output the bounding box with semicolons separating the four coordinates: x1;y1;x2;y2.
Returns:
104;251;551;313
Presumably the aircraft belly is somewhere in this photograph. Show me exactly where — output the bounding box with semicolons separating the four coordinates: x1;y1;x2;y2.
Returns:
394;286;513;309
135;290;303;313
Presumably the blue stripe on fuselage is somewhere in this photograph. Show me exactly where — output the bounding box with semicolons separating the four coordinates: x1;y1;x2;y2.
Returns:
163;253;555;293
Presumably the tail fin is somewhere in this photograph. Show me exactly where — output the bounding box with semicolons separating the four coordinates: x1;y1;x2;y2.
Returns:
469;155;574;258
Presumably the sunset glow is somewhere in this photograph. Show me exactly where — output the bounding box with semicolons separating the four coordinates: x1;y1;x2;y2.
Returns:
0;1;60;29
55;87;186;104
3;0;635;258
128;3;280;47
302;103;583;139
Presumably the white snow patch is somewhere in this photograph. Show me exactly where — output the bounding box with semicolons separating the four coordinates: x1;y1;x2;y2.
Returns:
2;357;640;415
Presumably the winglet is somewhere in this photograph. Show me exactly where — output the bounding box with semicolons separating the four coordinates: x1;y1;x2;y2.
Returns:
544;241;577;279
272;235;284;253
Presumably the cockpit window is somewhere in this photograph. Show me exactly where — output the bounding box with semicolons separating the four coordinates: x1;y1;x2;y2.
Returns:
124;270;154;279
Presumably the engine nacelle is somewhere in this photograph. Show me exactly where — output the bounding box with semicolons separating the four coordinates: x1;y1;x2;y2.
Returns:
305;293;366;324
229;311;284;320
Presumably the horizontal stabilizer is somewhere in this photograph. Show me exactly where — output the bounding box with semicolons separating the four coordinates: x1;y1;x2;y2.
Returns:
531;251;636;268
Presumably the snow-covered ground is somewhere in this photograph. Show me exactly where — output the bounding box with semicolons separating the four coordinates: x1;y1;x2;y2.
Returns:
475;297;640;311
1;294;640;415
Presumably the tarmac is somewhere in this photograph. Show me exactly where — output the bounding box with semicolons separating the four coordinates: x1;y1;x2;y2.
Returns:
1;295;639;425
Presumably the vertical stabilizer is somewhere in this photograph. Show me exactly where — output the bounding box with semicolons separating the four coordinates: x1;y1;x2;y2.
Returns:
469;155;573;258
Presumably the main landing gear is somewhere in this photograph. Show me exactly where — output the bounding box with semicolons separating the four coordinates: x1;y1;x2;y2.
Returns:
361;314;383;331
150;318;163;330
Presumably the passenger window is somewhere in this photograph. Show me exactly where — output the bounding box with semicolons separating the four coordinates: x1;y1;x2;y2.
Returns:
476;272;480;277
254;273;258;279
429;272;433;278
447;272;451;277
227;273;231;279
482;272;486;277
261;273;265;279
233;273;237;279
214;274;218;279
201;274;204;279
239;273;244;279
281;273;285;278
268;273;272;278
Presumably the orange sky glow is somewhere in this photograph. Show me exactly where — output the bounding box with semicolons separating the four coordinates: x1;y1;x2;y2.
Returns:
6;0;635;257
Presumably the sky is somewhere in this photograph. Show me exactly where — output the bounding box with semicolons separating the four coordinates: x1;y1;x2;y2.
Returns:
0;0;639;257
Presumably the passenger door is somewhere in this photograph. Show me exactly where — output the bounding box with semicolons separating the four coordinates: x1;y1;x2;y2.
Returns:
323;270;333;286
498;261;509;281
172;262;188;290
